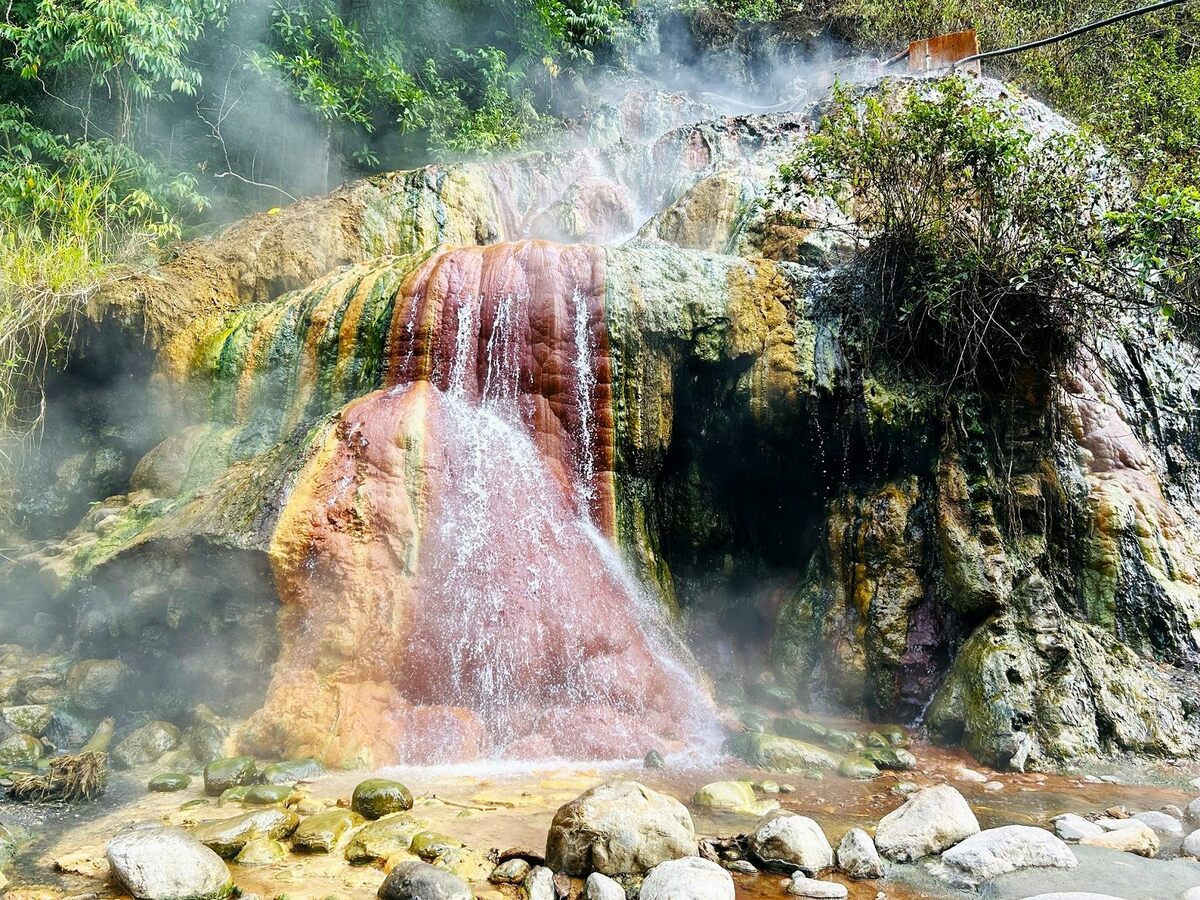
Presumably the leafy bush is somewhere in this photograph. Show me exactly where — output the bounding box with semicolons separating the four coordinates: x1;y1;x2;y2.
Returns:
776;77;1115;390
831;0;1200;186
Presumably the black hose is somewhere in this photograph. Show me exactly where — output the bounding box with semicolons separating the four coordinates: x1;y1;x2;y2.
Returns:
951;0;1192;69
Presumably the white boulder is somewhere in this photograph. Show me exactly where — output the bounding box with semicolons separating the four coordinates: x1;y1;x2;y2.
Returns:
874;784;980;861
585;872;625;900
106;827;232;900
1078;820;1159;857
1051;814;1103;842
939;825;1076;886
748;813;833;875
835;827;882;879
640;857;733;900
545;780;696;876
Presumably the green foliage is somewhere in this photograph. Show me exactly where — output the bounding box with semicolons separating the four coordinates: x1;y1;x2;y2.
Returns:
248;4;551;163
1108;183;1200;335
832;0;1200;185
0;0;230;140
0;103;206;240
0;164;149;457
777;77;1115;390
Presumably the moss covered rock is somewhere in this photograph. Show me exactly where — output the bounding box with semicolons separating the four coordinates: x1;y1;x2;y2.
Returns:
725;732;838;772
350;778;413;819
344;813;423;864
149;772;192;792
203;756;258;796
292;809;362;853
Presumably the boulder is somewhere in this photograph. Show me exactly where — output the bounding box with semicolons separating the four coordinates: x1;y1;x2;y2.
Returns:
863;747;916;771
344;814;423;864
725;733;838;772
525;866;556;900
939;825;1076;886
874;785;980;861
1183;828;1200;858
191;808;300;859
0;732;43;766
692;781;756;810
351;778;413;819
292;808;363;852
1;705;52;737
1014;896;1127;900
378;861;472;900
203;756;257;796
837;756;878;780
114;721;181;768
410;830;463;861
1051;814;1103;841
1078;821;1159;857
106;826;233;900
1186;797;1200;825
261;758;325;785
835;828;882;879
644;750;666;769
545;780;696;876
748;813;833;874
490;859;532;885
640;857;734;900
1132;810;1183;836
235;837;287;866
67;659;129;711
148;773;191;793
243;784;293;805
585;872;625;900
785;876;847;899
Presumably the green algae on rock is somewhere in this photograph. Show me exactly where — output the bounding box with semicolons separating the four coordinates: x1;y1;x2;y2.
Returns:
351;778;414;819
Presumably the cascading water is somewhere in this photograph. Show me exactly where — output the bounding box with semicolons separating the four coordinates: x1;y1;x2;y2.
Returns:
236;241;719;766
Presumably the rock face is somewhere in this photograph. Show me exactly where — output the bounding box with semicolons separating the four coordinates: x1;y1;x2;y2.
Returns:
546;781;697;876
8;76;1200;770
938;825;1076;886
874;785;980;861
106;826;233;900
640;857;734;900
748;813;833;874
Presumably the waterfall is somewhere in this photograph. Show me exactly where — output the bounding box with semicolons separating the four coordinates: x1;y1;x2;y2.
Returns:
245;241;718;765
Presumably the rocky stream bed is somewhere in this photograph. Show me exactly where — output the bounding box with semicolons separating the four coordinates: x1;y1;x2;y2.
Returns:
6;732;1200;900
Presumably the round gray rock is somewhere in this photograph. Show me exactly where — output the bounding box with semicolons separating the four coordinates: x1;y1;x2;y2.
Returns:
377;861;472;900
940;825;1076;886
545;780;696;876
640;857;734;900
875;784;980;861
1182;828;1200;858
749;813;833;874
106;826;232;900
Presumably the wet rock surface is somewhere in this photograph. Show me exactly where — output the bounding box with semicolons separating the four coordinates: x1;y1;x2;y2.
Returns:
640;857;734;900
545;780;697;876
105;826;233;900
